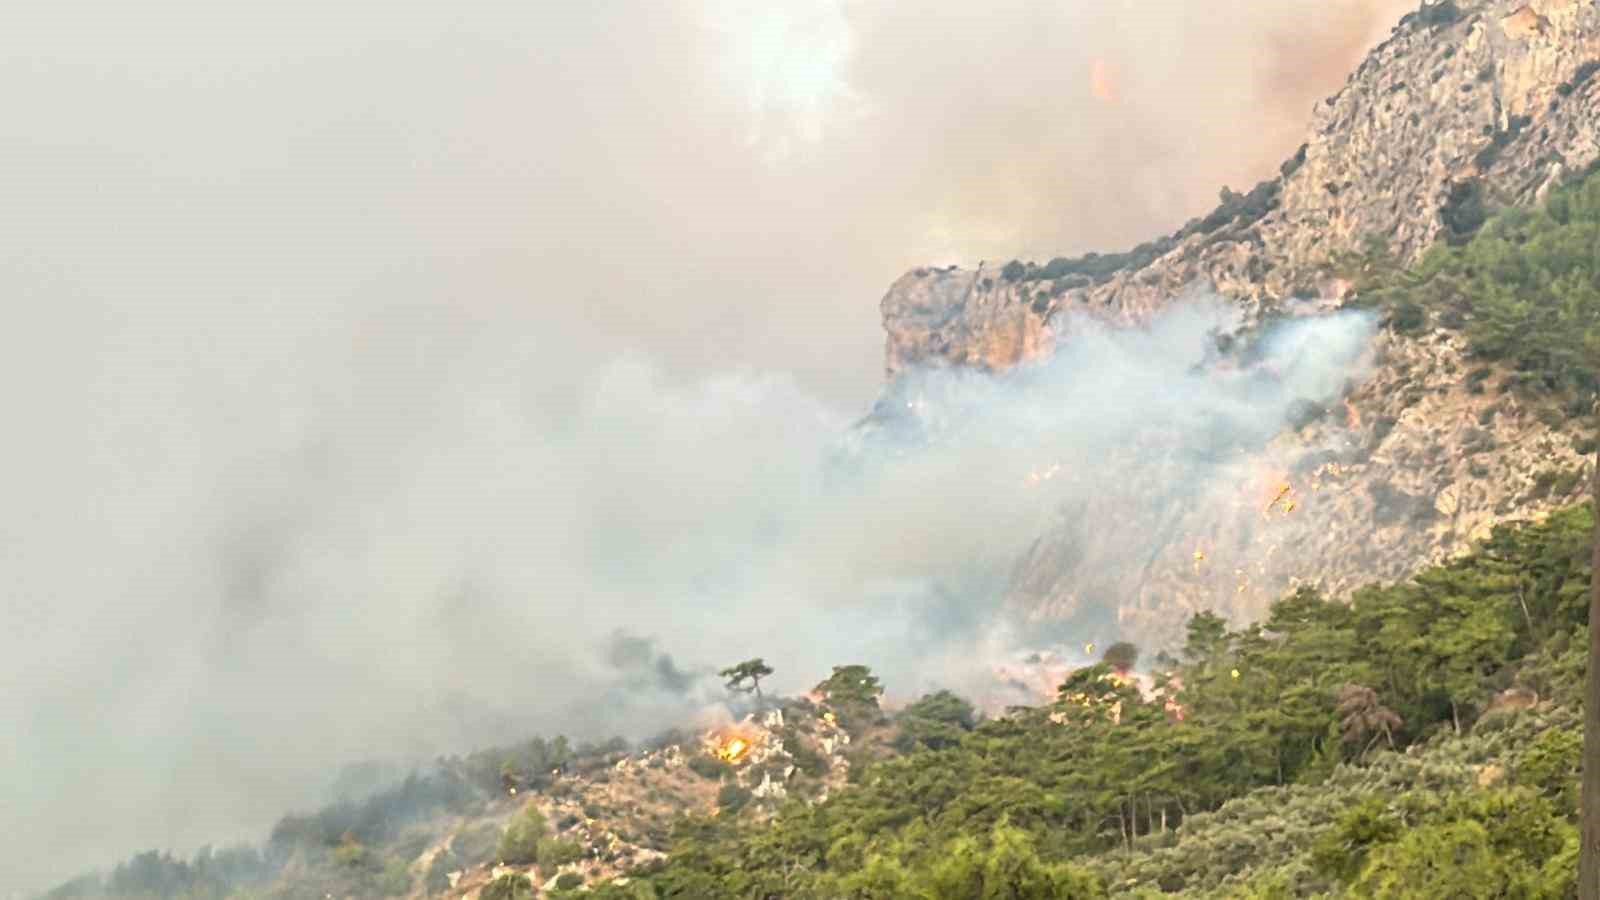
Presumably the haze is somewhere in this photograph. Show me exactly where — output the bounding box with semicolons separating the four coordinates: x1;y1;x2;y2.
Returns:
3;0;1414;893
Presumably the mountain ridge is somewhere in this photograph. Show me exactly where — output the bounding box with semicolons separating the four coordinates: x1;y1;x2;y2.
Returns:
874;0;1600;644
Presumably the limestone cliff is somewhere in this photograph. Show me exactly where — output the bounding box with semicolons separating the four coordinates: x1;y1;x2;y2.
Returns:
876;0;1600;644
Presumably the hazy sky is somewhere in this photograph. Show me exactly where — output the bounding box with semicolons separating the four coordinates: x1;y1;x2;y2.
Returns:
3;0;1414;892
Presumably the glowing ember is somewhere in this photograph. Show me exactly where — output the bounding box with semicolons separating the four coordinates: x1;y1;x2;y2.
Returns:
716;736;751;763
1090;59;1118;103
1025;462;1064;485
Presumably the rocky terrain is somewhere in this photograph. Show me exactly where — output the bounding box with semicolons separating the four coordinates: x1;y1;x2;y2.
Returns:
875;0;1600;644
423;703;859;899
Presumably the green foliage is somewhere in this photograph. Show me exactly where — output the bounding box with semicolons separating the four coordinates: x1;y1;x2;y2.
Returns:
1341;166;1600;415
686;753;732;780
1515;725;1581;809
373;857;411;896
893;690;979;753
498;803;551;865
53;499;1600;900
782;725;831;776
1409;1;1462;28
716;783;753;815
1557;59;1600;96
1440;179;1489;242
826;823;1107;899
1101;641;1140;672
815;665;886;733
451;821;502;867
718;658;774;699
1004;170;1290;290
1317;788;1575;898
330;835;367;867
536;837;584;873
593;504;1593;897
481;872;534;900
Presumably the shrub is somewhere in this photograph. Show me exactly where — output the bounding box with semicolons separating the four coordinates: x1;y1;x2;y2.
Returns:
537;837;584;872
1388;300;1427;333
782;728;830;777
1439;179;1488;243
374;857;411;896
717;783;753;814
686;754;730;780
1414;1;1461;28
452;822;501;866
1557;60;1600;96
481;873;535;900
498;803;551;864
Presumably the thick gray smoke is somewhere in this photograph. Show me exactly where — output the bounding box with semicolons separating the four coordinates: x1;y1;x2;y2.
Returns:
5;292;1374;894
3;0;1416;893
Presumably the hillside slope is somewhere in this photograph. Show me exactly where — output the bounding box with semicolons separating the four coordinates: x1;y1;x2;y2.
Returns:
874;0;1600;643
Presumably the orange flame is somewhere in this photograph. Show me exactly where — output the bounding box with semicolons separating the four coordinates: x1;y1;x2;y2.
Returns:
1345;398;1361;429
1090;60;1118;103
715;735;751;764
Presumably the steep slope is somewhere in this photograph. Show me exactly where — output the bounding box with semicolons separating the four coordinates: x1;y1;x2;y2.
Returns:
877;0;1600;643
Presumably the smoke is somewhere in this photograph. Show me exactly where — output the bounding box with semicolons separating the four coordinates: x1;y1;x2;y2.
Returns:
2;0;1416;893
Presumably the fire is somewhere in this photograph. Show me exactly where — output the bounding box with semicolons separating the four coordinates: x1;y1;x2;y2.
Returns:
712;731;756;764
1090;59;1118;103
1345;397;1362;429
1025;462;1064;485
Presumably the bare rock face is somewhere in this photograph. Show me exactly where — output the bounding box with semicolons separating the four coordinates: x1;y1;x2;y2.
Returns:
884;0;1600;380
1007;328;1590;646
876;0;1600;643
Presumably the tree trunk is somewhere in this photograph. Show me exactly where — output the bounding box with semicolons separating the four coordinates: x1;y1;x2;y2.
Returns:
1451;699;1461;736
1581;447;1600;899
1516;584;1535;640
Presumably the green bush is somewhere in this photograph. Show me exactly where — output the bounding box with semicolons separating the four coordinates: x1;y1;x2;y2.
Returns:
498;803;550;864
893;690;978;753
686;754;730;780
1344;167;1600;416
374;857;411;896
537;837;584;872
452;821;500;866
716;783;752;814
481;872;535;900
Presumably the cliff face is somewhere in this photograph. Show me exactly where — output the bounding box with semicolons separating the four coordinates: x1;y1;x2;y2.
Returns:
876;0;1600;642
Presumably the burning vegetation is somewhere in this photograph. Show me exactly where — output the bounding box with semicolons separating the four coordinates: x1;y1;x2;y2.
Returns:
712;733;753;764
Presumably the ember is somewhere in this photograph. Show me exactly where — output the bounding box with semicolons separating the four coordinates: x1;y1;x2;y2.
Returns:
715;736;751;764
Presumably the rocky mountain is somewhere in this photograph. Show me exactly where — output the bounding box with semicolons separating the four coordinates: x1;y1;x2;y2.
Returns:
875;0;1600;644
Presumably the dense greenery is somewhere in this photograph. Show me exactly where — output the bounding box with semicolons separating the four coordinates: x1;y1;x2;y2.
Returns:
1335;164;1600;412
595;505;1594;898
45;502;1596;897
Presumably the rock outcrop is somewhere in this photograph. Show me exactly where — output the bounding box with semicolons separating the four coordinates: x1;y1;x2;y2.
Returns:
884;0;1600;380
875;0;1600;644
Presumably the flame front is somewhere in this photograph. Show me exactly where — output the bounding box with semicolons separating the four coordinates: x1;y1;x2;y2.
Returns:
716;736;750;763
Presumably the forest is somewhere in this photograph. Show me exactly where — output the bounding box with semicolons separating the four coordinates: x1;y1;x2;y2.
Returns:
586;504;1592;899
43;144;1600;900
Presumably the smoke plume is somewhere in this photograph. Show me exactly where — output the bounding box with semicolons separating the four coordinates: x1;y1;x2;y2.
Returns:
3;0;1415;892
